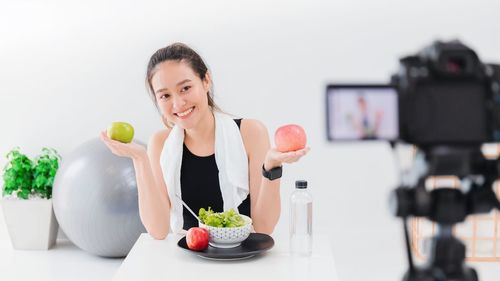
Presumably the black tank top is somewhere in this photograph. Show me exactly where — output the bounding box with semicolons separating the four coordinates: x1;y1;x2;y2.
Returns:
181;119;251;230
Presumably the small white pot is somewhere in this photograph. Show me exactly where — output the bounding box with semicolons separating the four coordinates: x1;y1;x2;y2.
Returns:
1;198;59;250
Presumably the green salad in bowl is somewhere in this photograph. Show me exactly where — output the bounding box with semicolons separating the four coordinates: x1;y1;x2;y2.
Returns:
199;207;247;227
198;207;252;248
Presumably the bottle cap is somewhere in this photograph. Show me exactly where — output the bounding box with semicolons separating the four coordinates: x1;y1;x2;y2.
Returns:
295;180;308;189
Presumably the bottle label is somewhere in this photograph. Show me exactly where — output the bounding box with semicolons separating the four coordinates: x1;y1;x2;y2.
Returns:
290;201;312;256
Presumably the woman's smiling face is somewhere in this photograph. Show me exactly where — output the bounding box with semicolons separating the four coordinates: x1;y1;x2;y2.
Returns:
152;60;211;129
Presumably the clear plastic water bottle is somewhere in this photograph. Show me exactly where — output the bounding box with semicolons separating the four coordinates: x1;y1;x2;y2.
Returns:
290;180;313;257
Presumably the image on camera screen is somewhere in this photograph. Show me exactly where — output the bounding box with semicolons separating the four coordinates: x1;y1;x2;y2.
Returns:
326;85;399;141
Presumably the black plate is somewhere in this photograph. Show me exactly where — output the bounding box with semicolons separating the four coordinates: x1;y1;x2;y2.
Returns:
177;233;274;260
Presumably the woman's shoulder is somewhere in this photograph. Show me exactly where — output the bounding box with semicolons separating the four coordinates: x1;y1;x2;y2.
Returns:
148;128;171;156
240;119;269;144
240;119;267;134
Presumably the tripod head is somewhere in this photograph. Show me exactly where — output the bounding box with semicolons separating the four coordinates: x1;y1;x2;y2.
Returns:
391;145;500;281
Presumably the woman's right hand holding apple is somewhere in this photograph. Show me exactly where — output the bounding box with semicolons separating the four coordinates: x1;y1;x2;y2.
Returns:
99;130;147;160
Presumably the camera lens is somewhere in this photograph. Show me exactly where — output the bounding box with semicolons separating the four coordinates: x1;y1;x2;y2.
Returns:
446;57;466;73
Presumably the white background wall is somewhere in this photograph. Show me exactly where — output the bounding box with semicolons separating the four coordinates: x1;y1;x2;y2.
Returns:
1;0;499;280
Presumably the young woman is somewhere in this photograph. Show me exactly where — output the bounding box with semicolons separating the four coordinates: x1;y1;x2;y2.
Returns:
100;43;309;239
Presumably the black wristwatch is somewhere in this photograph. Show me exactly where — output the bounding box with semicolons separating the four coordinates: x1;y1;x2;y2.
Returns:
262;164;283;181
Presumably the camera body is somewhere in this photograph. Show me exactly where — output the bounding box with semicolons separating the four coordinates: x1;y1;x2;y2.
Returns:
393;40;500;147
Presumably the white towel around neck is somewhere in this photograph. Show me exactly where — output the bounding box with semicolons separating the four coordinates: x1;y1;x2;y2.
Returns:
159;111;249;234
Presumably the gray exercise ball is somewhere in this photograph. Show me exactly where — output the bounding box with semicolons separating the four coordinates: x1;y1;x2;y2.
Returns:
53;137;146;258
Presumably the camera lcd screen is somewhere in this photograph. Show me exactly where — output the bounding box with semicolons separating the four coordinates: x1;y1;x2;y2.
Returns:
326;85;399;141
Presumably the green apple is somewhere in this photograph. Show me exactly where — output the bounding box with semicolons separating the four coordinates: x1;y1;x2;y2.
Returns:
107;122;134;143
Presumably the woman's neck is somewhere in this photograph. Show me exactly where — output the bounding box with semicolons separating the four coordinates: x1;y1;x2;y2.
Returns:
184;109;215;149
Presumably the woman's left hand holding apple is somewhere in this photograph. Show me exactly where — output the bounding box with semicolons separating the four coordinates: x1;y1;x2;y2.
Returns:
264;147;310;170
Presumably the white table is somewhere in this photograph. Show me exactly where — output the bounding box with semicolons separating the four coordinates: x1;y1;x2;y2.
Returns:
0;239;122;281
112;233;338;281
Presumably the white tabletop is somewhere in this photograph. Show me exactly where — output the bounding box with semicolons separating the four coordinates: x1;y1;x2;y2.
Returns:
0;239;122;281
112;233;338;281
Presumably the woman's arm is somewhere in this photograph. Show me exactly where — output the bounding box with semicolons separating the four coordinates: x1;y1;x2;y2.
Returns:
100;130;171;239
240;120;308;234
136;131;171;239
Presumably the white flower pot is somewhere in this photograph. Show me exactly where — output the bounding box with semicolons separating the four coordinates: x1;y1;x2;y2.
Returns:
1;198;59;250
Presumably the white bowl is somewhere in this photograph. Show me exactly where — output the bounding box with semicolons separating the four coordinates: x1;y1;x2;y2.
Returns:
199;215;252;248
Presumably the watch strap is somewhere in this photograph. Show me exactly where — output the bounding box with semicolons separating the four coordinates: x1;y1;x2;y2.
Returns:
262;164;283;181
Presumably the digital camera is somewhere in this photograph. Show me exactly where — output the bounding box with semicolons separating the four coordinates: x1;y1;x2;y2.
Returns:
326;40;500;147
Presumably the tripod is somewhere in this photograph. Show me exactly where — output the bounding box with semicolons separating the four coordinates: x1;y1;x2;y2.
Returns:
392;145;500;281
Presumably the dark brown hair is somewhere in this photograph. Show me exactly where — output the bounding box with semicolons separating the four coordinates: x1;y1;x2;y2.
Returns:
145;43;219;114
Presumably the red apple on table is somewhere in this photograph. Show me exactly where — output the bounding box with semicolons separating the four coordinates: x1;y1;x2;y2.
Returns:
186;227;209;251
275;124;307;152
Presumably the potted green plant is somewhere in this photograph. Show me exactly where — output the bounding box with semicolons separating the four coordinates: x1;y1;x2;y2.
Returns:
1;147;61;250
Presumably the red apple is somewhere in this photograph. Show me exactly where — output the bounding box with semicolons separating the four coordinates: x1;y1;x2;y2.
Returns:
275;124;307;152
186;227;209;251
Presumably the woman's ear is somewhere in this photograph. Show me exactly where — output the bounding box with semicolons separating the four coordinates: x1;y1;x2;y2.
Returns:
203;72;212;91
